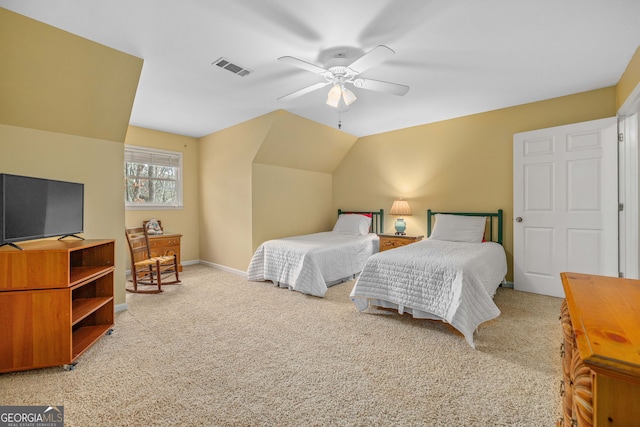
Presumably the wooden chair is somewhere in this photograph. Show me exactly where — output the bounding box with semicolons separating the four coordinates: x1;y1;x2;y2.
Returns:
125;226;181;293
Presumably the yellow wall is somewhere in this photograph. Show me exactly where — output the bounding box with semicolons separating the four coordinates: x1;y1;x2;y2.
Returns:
0;9;142;306
255;110;357;173
617;46;640;110
251;110;356;249
199;110;357;271
333;87;617;281
252;163;333;245
0;124;129;304
0;8;141;142
123;126;200;267
198;113;273;271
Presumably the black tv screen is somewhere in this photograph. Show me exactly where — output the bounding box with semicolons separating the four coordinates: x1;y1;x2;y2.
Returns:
0;174;84;246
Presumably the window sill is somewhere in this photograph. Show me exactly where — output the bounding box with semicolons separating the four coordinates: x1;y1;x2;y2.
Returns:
125;204;184;211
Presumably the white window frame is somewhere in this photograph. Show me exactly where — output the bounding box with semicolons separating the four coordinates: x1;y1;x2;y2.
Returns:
124;145;183;210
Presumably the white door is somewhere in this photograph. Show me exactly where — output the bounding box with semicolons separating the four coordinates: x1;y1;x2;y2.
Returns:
618;113;638;279
513;117;618;297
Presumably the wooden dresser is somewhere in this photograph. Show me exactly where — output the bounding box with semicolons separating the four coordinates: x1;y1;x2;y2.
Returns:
378;234;423;252
559;272;640;426
148;232;182;272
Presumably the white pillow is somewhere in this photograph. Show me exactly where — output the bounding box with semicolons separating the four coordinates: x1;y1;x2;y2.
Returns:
429;214;486;243
332;214;372;235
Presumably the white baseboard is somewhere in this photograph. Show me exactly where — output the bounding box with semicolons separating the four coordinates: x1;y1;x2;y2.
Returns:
125;259;200;276
120;261;246;313
126;259;246;277
501;280;514;289
198;260;247;278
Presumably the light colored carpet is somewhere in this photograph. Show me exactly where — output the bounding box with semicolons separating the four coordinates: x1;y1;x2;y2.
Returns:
0;264;563;426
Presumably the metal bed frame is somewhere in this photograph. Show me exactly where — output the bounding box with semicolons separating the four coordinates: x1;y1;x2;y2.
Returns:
337;209;384;235
427;209;503;245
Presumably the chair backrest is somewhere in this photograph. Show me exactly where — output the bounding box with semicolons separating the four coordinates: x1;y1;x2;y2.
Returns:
125;226;152;265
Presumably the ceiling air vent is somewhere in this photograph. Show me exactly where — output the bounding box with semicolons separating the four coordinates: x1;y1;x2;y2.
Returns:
212;57;252;77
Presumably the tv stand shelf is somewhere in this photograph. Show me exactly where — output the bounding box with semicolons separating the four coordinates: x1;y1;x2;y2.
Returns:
72;296;112;324
0;239;115;373
70;266;112;286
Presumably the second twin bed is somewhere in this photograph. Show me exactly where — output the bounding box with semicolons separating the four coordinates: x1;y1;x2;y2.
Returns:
351;210;507;348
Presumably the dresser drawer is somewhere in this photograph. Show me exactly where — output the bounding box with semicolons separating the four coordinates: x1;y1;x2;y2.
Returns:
147;233;182;271
150;245;179;256
149;237;178;246
381;238;409;250
378;234;423;252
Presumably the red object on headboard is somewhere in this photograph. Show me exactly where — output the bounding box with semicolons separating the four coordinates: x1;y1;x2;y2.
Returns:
343;212;372;218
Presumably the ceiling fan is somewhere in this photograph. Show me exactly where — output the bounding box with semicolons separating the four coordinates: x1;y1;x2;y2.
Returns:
277;45;409;108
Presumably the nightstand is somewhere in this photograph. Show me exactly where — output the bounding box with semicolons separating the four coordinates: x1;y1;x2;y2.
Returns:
378;234;424;252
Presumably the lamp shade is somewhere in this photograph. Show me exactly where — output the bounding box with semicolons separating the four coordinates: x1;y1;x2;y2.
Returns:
327;84;357;108
326;84;342;107
390;198;412;216
342;86;357;105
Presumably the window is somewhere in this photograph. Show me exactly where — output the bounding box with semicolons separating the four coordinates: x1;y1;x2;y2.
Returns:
124;145;183;209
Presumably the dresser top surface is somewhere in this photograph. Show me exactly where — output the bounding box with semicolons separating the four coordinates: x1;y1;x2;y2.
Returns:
147;233;182;239
561;272;640;382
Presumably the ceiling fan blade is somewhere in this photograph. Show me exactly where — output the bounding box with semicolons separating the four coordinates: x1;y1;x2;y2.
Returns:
353;78;409;96
278;81;331;101
347;45;395;74
278;56;330;76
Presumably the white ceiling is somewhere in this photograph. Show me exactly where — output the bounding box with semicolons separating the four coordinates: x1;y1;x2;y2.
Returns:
2;0;640;138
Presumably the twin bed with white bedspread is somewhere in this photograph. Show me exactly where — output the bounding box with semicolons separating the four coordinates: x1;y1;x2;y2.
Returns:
350;210;507;348
247;210;383;297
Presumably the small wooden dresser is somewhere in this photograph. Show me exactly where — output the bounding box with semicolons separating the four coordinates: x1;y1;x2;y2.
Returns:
559;272;640;426
148;233;182;272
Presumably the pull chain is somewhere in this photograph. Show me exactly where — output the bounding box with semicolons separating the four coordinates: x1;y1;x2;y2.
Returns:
338;111;342;130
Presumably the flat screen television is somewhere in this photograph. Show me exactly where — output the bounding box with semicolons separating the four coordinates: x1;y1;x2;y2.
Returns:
0;174;84;249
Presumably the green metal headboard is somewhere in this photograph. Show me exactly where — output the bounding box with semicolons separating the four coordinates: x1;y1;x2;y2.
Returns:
337;209;384;234
427;209;504;245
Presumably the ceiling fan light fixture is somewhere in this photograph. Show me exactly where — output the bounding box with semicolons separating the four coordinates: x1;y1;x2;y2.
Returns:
342;86;357;106
278;45;408;108
326;84;342;107
327;84;357;108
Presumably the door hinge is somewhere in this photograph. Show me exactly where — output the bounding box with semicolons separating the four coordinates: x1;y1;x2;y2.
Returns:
619;203;624;212
619;132;624;142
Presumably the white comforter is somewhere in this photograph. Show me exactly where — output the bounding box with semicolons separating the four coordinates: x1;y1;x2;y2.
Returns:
247;232;379;297
350;239;507;348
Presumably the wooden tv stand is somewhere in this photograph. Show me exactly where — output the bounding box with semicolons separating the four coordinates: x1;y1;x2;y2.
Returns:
0;239;115;372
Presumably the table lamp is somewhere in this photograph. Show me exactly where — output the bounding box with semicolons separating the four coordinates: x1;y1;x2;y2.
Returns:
390;198;412;235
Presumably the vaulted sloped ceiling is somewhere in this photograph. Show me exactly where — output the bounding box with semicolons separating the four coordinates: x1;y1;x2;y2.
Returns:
3;1;638;139
252;110;357;173
0;8;142;143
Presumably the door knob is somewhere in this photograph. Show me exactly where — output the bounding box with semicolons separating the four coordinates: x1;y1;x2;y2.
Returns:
516;217;523;222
